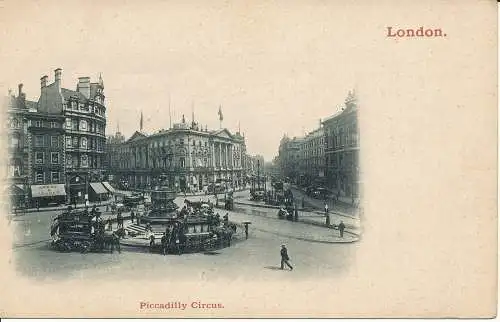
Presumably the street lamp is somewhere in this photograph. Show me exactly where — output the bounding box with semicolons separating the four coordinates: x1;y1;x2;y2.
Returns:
257;159;260;191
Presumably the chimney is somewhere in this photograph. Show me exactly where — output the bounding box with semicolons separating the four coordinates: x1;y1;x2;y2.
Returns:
54;68;62;88
77;76;91;99
40;75;48;88
18;83;23;96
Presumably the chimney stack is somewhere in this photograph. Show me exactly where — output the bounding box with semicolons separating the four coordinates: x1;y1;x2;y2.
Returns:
54;68;62;88
18;83;23;96
77;76;91;99
40;75;48;88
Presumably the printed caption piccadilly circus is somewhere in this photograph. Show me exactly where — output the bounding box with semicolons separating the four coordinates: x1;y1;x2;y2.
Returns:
386;26;447;38
139;301;225;310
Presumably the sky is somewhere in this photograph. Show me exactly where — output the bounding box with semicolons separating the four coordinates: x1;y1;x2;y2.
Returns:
0;1;366;161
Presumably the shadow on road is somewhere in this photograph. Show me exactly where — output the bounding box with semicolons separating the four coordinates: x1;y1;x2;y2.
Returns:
264;265;283;271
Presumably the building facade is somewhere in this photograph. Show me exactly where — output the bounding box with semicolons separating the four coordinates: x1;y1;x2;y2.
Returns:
298;126;325;186
277;135;303;182
4;68;109;207
323;91;359;198
108;117;247;192
59;72;107;203
4;84;35;207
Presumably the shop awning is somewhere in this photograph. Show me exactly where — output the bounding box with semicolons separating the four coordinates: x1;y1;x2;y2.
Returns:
10;184;25;196
102;181;115;193
90;182;108;195
31;184;66;198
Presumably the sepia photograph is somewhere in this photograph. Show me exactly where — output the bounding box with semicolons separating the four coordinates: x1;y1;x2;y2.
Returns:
0;0;496;318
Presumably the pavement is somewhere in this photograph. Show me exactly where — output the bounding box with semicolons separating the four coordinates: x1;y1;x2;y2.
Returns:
230;193;361;235
289;186;360;217
183;196;358;244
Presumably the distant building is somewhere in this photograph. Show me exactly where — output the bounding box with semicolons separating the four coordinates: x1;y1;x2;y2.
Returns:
108;116;247;192
277;135;303;182
298;125;325;186
322;90;359;198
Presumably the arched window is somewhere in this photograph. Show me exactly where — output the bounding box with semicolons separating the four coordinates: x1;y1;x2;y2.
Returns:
80;120;87;131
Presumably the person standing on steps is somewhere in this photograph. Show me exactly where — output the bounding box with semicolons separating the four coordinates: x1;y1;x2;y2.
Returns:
280;244;293;270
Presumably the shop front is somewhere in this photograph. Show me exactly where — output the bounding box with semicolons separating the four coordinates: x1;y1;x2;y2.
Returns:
89;182;109;203
10;184;26;209
30;184;67;207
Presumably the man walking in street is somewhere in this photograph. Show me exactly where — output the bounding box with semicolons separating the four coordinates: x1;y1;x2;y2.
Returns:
338;221;345;238
280;244;293;270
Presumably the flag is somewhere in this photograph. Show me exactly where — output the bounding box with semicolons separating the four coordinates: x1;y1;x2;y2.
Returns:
218;105;223;121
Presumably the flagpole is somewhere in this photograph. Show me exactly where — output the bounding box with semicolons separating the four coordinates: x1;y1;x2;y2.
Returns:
169;94;172;129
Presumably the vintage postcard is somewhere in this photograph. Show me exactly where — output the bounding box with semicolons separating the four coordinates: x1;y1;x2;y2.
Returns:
0;0;496;318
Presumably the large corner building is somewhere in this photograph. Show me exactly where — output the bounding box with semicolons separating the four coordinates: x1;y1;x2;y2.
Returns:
5;68;109;207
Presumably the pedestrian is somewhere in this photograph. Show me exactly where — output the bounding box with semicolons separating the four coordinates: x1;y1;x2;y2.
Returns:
280;244;293;270
36;201;40;212
149;234;156;251
130;210;135;224
161;232;168;255
117;211;123;229
338;221;345;238
244;223;249;239
107;218;112;231
110;231;121;254
324;203;329;215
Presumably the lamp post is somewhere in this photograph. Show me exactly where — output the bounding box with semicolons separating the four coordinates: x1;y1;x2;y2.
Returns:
257;159;260;191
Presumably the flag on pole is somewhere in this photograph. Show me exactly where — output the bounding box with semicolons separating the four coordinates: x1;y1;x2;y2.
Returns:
218;105;223;121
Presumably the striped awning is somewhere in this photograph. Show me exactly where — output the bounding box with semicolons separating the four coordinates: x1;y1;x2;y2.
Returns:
102;181;115;193
90;182;108;194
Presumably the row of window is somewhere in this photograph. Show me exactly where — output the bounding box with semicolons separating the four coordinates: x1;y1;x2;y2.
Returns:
66;100;105;116
66;154;101;168
65;118;105;134
34;135;60;148
66;136;104;151
9;118;22;129
35;152;60;165
126;140;239;151
35;171;61;184
30;120;61;129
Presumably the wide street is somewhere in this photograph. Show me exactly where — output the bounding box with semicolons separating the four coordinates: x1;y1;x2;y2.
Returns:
9;190;360;282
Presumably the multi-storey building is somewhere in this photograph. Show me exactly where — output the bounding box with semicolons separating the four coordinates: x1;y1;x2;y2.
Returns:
109;117;247;192
277;135;303;182
323;90;359;198
104;129;126;181
5;84;35;207
57;71;107;203
28;109;66;206
4;68;109;207
298;126;325;186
